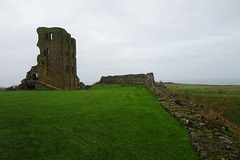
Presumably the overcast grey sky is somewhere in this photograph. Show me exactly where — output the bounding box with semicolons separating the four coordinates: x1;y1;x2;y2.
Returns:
0;0;240;87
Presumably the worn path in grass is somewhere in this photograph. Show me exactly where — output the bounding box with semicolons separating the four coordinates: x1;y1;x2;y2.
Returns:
0;84;197;159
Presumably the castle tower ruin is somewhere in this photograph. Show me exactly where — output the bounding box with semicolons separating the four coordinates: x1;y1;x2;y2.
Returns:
18;27;84;90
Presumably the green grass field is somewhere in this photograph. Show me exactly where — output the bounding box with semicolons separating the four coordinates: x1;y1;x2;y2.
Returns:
165;84;240;132
0;84;197;160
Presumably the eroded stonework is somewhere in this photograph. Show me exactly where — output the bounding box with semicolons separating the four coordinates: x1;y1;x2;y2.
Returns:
99;73;155;91
18;27;84;90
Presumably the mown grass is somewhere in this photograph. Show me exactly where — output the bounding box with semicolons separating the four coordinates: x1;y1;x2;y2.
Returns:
165;83;240;135
0;84;197;160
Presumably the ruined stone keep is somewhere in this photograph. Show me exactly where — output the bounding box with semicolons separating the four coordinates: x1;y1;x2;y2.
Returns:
18;27;83;90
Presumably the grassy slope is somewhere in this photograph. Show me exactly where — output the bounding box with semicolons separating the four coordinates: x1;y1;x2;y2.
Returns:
165;84;240;126
0;84;197;160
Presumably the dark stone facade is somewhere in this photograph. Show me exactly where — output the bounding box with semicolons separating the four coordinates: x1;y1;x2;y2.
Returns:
18;27;84;90
99;73;155;91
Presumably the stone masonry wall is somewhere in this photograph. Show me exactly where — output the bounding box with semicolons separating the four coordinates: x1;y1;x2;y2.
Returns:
99;73;240;159
154;83;240;159
18;27;84;90
99;73;155;91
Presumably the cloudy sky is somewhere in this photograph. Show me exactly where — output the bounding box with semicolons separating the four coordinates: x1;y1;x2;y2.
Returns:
0;0;240;87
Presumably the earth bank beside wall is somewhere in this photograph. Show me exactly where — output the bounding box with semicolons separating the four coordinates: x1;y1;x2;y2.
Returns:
100;73;240;159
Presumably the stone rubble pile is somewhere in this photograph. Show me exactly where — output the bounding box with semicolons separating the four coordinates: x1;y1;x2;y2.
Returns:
154;83;240;159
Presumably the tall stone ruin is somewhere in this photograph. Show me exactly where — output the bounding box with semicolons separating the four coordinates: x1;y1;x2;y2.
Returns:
18;27;84;90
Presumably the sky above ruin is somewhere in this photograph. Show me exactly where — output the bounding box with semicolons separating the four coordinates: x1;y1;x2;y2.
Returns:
0;0;240;87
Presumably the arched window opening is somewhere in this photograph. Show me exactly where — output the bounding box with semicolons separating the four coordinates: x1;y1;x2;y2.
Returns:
32;74;38;80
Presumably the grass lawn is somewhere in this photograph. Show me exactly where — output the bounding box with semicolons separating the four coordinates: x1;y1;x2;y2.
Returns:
0;84;197;160
165;84;240;132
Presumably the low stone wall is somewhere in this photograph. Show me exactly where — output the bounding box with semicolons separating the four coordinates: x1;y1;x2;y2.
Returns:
154;83;240;159
99;73;155;91
17;80;60;90
36;81;61;90
100;73;240;159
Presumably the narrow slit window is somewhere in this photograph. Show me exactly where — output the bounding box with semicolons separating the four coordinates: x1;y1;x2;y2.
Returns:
49;33;52;40
66;65;69;73
44;48;49;56
46;33;48;40
47;48;49;54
